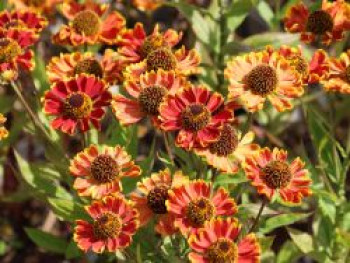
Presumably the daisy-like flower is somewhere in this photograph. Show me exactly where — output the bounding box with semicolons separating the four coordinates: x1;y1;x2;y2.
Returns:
42;74;112;135
188;218;260;263
0;29;36;83
166;180;237;236
74;195;139;253
46;50;124;85
130;169;189;236
225;51;303;112
112;70;189;126
8;0;62;15
159;85;234;150
132;0;163;11
0;114;9;140
243;147;312;204
284;0;350;45
195;124;260;174
322;49;350;94
52;0;125;46
266;45;330;85
70;144;141;199
0;10;48;37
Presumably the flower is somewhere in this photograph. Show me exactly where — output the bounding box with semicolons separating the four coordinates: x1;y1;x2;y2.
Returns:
0;114;9;140
225;51;303;112
130;168;189;235
159;85;234;150
42;74;112;135
70;144;141;199
8;0;62;15
266;45;330;85
322;50;350;94
112;70;189;126
52;0;125;46
284;0;350;45
0;10;48;37
74;195;139;253
243;147;312;204
0;29;35;83
46;50;125;85
166;180;237;236
195;124;260;174
188;218;260;263
132;0;163;11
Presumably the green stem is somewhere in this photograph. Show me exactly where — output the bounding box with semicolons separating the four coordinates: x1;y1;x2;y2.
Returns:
162;131;174;166
216;0;227;94
243;112;254;134
249;198;267;233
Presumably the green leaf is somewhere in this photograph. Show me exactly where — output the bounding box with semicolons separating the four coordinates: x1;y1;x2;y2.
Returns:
65;240;83;259
259;213;311;234
214;172;248;187
318;196;337;224
287;228;314;254
25;228;68;254
226;0;257;31
242;32;299;49
276;240;302;263
0;241;6;256
48;198;89;222
256;1;274;27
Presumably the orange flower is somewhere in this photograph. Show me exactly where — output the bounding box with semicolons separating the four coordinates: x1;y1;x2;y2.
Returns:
130;168;189;236
47;50;124;85
284;0;350;45
266;45;330;85
70;144;141;199
74;195;139;253
112;70;189;126
159;85;234;150
8;0;62;15
0;114;9;140
322;50;350;94
166;180;237;236
188;218;260;263
195;124;259;174
52;0;125;46
225;51;303;112
132;0;163;11
243;147;312;204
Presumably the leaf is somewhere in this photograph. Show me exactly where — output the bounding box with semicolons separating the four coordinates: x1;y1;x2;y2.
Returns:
318;196;337;224
226;0;257;31
259;213;311;234
287;228;314;254
65;240;83;259
256;0;274;27
214;172;248;187
242;32;299;49
25;228;68;254
48;198;89;222
276;240;302;263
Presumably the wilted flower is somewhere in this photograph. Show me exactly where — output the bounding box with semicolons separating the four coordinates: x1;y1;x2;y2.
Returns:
0;114;8;140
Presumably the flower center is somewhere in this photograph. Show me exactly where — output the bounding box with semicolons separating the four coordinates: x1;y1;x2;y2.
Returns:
147;185;169;214
287;55;309;77
181;103;211;131
4;20;26;30
90;154;119;184
209;124;238;157
139;35;167;59
207;238;238;263
186;198;215;227
344;66;350;83
63;92;93;119
306;10;333;35
93;212;122;240
25;0;45;7
260;161;292;189
138;85;167;115
245;64;278;96
146;47;177;72
74;58;103;78
0;38;21;63
72;10;101;36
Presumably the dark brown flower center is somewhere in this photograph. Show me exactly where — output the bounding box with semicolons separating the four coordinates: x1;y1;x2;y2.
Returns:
0;38;21;63
138;85;167;115
260;161;292;189
207;238;238;263
344;66;350;83
74;58;103;78
306;10;333;35
245;64;278;96
4;20;26;30
287;55;309;77
63;92;93;119
186;198;215;227
146;47;177;72
147;185;169;214
25;0;45;7
139;35;167;59
72;10;101;36
90;154;119;184
93;212;122;240
181;103;211;131
209;124;238;156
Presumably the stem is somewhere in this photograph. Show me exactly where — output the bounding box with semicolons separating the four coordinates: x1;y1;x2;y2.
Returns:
217;0;227;94
162;131;174;165
249;198;267;233
243;112;254;134
211;167;219;182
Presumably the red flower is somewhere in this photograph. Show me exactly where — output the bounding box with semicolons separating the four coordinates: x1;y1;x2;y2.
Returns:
74;195;139;253
243;147;312;204
42;75;111;135
159;85;234;150
166;180;237;236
